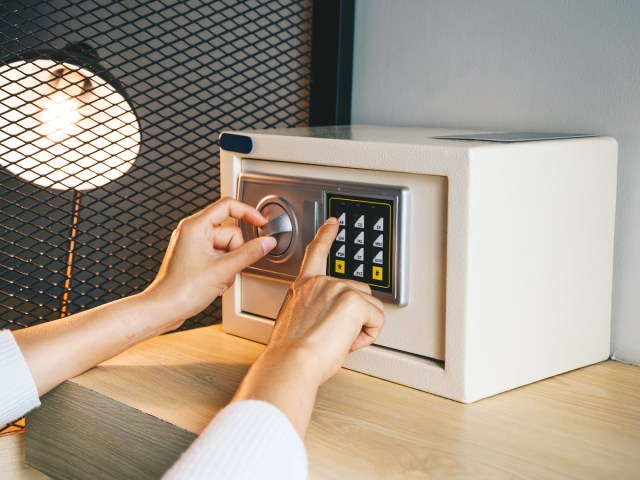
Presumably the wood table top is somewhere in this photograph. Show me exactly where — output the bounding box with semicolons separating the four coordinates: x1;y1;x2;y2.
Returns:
26;325;640;479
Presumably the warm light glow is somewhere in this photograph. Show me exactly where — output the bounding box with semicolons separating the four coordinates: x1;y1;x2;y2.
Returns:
0;59;140;191
40;93;82;142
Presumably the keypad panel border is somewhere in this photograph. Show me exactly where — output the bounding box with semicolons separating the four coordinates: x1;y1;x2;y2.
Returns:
327;194;394;293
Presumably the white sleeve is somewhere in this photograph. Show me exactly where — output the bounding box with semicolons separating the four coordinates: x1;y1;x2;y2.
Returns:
0;330;41;425
162;400;308;480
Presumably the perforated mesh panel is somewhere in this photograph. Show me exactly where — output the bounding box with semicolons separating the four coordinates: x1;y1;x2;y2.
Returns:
0;0;313;349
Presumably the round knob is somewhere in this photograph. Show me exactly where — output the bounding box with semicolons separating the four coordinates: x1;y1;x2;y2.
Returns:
258;202;293;256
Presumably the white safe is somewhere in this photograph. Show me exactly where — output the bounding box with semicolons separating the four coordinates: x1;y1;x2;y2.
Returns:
219;125;617;403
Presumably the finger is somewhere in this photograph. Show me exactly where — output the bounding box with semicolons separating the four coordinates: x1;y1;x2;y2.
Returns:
196;197;267;228
331;279;382;313
321;276;382;314
351;287;385;313
336;281;384;318
316;275;371;294
341;278;372;295
297;218;339;281
213;225;245;252
216;236;277;274
351;305;386;352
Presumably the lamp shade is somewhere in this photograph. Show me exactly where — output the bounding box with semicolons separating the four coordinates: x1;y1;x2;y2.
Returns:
0;59;140;191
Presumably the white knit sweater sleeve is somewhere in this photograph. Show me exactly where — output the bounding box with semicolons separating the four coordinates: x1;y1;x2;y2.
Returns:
0;330;41;425
162;400;308;480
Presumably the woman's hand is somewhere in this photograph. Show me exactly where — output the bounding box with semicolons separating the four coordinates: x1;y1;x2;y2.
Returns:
232;217;386;437
144;196;277;327
267;217;385;384
13;197;275;397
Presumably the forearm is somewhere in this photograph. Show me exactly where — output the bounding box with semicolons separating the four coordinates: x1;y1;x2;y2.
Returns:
12;291;180;396
231;347;321;439
9;197;272;400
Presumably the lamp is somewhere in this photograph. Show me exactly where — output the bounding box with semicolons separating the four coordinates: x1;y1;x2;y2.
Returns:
0;43;140;317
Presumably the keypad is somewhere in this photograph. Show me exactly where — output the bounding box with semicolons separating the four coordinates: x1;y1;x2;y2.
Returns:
326;194;394;295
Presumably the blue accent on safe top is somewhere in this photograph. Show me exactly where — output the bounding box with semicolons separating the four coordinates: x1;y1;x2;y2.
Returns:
219;133;253;154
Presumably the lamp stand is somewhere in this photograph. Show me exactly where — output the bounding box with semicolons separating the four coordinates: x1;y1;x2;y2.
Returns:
59;189;82;318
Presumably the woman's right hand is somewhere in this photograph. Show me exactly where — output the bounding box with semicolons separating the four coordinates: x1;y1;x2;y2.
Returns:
267;217;386;384
232;217;386;437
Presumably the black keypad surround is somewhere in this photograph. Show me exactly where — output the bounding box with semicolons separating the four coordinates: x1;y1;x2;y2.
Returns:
326;194;394;295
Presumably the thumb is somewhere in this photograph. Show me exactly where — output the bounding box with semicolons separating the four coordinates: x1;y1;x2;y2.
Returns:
218;236;277;274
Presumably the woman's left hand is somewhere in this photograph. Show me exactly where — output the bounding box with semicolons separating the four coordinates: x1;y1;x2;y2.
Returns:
145;197;277;325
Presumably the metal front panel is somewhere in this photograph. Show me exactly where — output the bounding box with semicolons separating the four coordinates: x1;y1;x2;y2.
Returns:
237;171;409;305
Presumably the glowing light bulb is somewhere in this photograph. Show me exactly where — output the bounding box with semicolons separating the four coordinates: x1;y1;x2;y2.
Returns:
40;92;82;142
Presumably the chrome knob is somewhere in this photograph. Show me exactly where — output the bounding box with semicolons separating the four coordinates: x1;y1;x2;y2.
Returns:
258;203;293;256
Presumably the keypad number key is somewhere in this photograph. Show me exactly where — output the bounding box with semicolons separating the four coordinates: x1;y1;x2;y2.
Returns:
354;264;364;277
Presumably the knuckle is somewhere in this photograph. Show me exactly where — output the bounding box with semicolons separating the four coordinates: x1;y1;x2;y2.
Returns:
342;288;361;302
337;286;371;309
180;221;197;235
293;274;325;292
175;218;190;234
316;275;337;290
214;196;234;212
304;241;319;256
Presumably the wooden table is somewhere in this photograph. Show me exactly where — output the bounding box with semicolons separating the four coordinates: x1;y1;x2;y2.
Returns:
24;325;640;479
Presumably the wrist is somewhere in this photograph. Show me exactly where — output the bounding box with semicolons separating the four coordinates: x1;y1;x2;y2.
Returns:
233;344;322;438
260;343;326;387
123;290;185;341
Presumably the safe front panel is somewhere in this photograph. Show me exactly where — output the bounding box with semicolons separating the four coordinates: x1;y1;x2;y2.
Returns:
236;159;448;361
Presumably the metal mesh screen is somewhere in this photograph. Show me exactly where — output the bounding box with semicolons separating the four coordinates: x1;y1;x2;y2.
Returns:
0;0;314;433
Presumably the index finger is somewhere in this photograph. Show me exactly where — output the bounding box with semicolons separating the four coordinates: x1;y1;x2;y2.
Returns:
196;197;267;227
297;217;339;281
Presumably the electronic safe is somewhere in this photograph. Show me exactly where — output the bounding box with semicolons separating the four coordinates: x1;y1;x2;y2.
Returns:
219;125;617;403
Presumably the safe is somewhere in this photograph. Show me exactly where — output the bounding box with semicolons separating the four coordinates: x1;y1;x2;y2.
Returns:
219;125;617;403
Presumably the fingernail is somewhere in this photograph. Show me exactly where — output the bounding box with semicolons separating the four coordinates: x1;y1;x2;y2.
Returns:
325;217;338;225
262;236;277;254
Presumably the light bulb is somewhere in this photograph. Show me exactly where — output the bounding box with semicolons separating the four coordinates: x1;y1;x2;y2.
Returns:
39;92;82;142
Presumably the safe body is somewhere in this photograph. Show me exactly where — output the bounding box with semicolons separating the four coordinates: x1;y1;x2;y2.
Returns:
220;125;617;403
